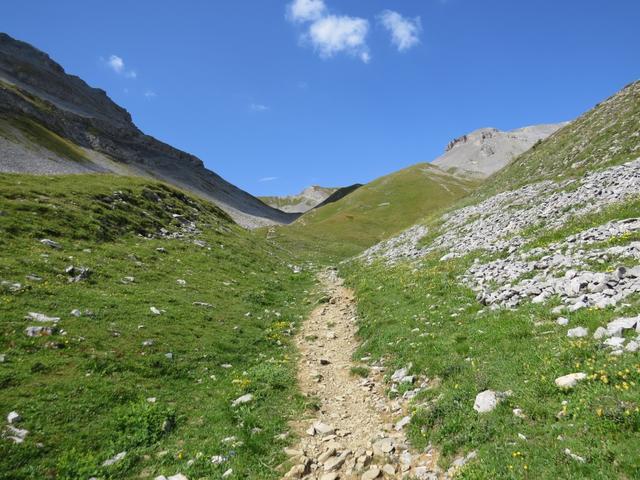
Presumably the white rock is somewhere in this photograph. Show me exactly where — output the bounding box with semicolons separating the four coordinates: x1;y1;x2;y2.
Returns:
70;309;82;317
625;340;639;352
394;415;411;431
26;312;60;323
604;337;625;348
102;451;126;467
150;307;162;315
567;327;588;338
564;448;585;463
593;327;608;339
473;390;499;413
176;279;187;286
556;317;569;326
555;372;587;389
231;394;254;407
7;411;21;424
312;421;335;436
168;475;189;480
40;239;61;249
222;469;233;478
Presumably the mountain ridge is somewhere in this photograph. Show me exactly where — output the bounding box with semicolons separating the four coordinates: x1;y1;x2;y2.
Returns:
0;32;297;229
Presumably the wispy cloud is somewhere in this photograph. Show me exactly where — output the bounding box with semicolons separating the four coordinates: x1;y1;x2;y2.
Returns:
307;15;370;61
250;103;270;112
104;54;137;78
287;0;326;23
258;176;278;182
378;10;422;52
144;90;157;99
286;0;370;63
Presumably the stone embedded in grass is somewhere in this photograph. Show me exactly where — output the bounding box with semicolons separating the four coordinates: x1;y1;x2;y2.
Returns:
555;372;587;389
606;316;639;337
156;247;168;254
39;238;60;249
567;327;588;338
165;352;173;360
593;327;608;339
142;339;155;347
176;279;187;286
3;425;29;443
70;309;81;317
65;265;91;283
231;393;254;407
192;302;213;307
603;337;625;349
556;317;569;326
394;415;411;431
102;451;126;467
168;474;189;480
564;448;586;463
474;390;511;413
626;340;639;352
121;276;135;284
7;412;21;424
211;455;227;464
221;469;232;478
25;326;55;337
0;354;5;363
25;312;60;323
150;307;162;315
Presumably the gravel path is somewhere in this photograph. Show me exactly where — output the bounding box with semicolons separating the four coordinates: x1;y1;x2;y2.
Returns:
282;270;442;480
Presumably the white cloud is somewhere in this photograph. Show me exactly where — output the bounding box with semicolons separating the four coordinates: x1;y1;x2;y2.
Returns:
144;90;157;99
286;0;370;63
378;10;422;52
107;55;124;73
287;0;326;23
250;103;269;112
105;54;138;78
258;176;278;182
307;15;370;61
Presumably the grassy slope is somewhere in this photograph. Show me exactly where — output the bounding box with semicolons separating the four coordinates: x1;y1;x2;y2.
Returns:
341;82;640;478
271;164;478;261
478;80;640;197
0;174;317;480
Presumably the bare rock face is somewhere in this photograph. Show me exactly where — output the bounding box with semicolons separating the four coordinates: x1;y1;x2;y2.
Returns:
433;124;567;178
0;33;298;229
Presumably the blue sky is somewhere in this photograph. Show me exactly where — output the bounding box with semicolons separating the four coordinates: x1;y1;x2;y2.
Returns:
3;1;639;196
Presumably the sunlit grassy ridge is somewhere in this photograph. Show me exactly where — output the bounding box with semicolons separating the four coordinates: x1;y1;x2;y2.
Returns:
272;163;478;260
0;174;317;480
478;80;640;198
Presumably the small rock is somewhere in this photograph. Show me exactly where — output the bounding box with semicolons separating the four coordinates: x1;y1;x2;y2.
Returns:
313;421;335;436
176;279;187;286
231;394;254;407
382;464;396;475
394;415;411;431
555;372;587;389
150;307;162;315
222;469;232;478
25;326;55;337
567;327;588;338
40;239;61;249
70;309;82;317
473;390;499;413
7;411;21;424
3;425;29;443
142;339;155;347
25;312;60;323
625;340;639;352
361;466;381;480
168;475;189;480
320;473;339;480
102;451;126;467
556;317;569;326
593;327;608;339
564;448;585;463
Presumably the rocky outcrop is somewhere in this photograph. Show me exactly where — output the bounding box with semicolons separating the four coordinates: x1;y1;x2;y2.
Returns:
0;33;297;228
433;124;566;178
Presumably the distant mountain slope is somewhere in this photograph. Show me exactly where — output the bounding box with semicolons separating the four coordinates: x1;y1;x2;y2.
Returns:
274;163;478;259
432;123;565;178
0;33;296;228
260;185;338;213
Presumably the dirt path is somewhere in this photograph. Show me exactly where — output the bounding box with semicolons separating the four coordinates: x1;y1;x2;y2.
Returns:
282;269;441;480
